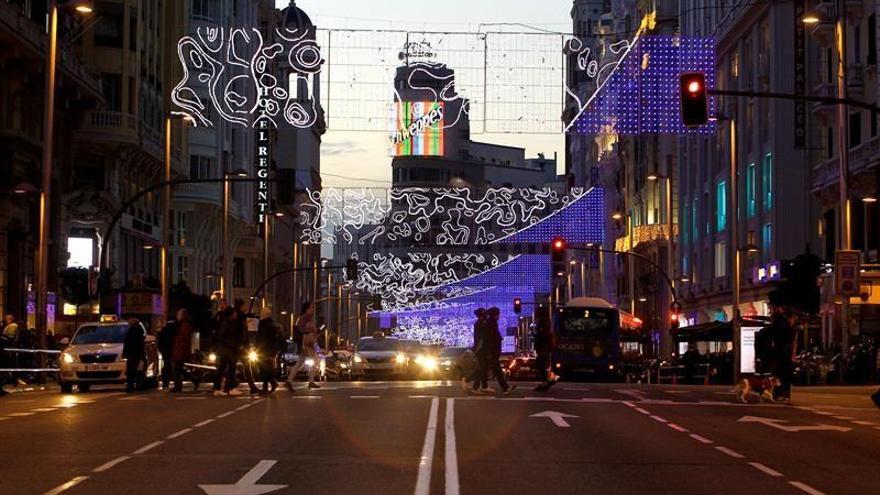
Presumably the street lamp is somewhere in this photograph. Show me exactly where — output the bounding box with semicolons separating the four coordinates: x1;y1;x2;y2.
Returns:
221;169;248;301
36;0;93;364
161;114;194;323
801;14;820;25
11;183;39;195
611;212;624;221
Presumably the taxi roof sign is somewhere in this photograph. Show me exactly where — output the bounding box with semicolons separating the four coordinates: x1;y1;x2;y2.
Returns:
100;314;119;323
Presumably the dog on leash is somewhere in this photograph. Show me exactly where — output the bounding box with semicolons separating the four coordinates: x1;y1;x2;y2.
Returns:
733;376;781;403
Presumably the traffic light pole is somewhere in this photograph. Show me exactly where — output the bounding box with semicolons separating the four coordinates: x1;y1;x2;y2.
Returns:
568;246;679;307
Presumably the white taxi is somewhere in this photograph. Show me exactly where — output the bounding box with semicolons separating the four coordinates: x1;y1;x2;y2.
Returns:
58;316;160;393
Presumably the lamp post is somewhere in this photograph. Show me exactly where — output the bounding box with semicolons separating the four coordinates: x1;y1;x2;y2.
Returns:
647;170;675;357
803;0;852;351
221;169;248;302
36;0;93;359
161;114;193;322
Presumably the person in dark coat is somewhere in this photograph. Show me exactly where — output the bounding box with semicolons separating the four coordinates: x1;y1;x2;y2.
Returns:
122;318;147;393
473;307;516;395
464;308;488;392
212;301;240;396
769;307;796;402
157;318;177;389
255;307;282;394
171;309;194;392
533;306;557;392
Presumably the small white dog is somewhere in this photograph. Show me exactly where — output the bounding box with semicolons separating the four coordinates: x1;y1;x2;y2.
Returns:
733;376;781;403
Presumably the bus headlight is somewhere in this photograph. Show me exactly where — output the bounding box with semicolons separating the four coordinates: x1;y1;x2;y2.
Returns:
248;350;259;363
62;352;75;364
395;353;407;365
419;356;438;371
207;353;217;363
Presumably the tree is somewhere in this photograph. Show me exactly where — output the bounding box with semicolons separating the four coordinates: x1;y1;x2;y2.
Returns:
59;267;91;329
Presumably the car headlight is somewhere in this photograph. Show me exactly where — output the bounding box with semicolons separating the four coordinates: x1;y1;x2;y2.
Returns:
353;355;363;363
305;358;315;367
420;357;438;370
248;350;259;363
340;363;348;369
207;353;217;363
62;352;75;364
395;353;407;365
414;355;424;365
440;359;452;367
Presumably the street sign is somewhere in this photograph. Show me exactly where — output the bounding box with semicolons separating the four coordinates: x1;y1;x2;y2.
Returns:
740;326;761;374
530;410;578;428
199;460;287;495
835;250;861;297
737;416;851;433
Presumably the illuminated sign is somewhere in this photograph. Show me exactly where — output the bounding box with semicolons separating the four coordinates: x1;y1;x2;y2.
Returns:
389;101;444;156
255;119;270;223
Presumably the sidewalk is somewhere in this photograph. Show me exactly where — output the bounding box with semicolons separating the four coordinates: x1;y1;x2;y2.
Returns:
792;385;878;409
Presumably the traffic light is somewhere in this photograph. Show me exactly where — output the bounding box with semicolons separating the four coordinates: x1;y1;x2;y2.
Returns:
513;297;522;314
550;236;567;282
346;258;359;281
679;72;708;127
777;252;822;315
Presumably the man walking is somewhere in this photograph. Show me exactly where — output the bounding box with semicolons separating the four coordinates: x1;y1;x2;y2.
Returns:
473;307;515;395
463;308;488;392
256;306;282;394
285;301;320;392
532;307;557;392
212;300;241;396
767;291;796;403
122;318;147;393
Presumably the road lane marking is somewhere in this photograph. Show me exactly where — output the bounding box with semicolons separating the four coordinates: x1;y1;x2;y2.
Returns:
93;456;131;473
194;418;215;428
133;440;164;455
748;462;783;477
689;434;713;444
42;476;89;495
530;411;578;428
198;459;287;494
410;395;437;398
216;411;236;418
414;397;439;495
167;428;192;439
831;416;855;420
0;417;9;421
350;395;380;399
445;399;459;495
175;397;207;400
789;481;827;495
621;401;636;408
31;407;57;412
667;423;688;433
851;420;879;426
118;397;149;401
292;396;322;399
649;415;668;423
7;412;35;416
633;407;651;415
714;446;745;459
235;404;253;411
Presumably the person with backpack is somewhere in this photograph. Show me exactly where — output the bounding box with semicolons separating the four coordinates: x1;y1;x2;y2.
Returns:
533;306;558;392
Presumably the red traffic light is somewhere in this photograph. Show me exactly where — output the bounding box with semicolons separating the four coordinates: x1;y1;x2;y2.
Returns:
687;80;702;94
680;72;708;127
513;298;522;314
552;237;566;250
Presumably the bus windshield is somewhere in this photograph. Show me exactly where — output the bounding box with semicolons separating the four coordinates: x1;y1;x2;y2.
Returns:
558;308;614;335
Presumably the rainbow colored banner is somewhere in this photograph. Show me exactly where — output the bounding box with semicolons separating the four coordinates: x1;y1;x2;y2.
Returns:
389;101;445;156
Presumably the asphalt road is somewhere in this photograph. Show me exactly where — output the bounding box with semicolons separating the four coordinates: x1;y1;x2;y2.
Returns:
2;381;879;495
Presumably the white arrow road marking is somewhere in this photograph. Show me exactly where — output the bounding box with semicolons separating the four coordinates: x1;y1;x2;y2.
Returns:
530;411;579;428
199;460;287;495
737;416;852;433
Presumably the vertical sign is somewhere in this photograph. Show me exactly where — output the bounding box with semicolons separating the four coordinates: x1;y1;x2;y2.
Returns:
255;120;271;224
740;326;761;374
836;250;861;297
794;0;807;149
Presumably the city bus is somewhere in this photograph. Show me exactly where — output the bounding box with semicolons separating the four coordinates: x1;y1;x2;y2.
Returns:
553;297;622;381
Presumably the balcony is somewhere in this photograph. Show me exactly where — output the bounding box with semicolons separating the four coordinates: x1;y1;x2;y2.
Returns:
809;82;836;121
812;134;880;192
173;182;222;206
615;224;679;252
76;110;138;144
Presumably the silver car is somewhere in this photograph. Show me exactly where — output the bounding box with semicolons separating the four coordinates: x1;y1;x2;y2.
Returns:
351;336;408;380
58;317;160;393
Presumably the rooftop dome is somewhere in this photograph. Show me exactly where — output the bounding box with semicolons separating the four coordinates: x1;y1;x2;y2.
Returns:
281;1;313;29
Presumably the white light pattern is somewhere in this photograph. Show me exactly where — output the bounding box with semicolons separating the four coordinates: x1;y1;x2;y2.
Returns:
356;252;505;308
299;187;584;246
172;26;323;128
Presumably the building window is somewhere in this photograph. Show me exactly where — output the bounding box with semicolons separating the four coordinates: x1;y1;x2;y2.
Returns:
101;73;122;112
189;155;213;179
714;241;727;278
762;223;772;260
692;197;699;243
850;112;862;148
716;181;727;232
869;14;877;65
682;203;689;246
746;163;756;217
175;256;188;283
762;153;773;211
232;258;245;288
175;211;187;247
94;1;124;48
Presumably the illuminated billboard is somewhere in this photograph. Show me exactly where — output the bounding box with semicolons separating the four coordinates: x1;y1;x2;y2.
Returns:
389;101;445;156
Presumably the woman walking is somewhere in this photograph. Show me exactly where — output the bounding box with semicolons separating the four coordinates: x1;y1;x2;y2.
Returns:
285;301;321;392
171;309;194;392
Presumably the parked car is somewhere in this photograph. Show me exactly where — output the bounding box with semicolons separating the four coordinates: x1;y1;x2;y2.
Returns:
58;316;160;393
438;347;473;379
279;339;326;382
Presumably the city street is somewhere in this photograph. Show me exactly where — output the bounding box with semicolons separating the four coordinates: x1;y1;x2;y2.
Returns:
2;382;879;495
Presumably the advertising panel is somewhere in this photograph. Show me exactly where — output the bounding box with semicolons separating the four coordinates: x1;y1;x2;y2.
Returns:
389;101;445;156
